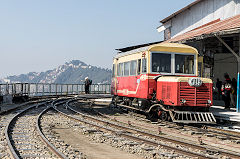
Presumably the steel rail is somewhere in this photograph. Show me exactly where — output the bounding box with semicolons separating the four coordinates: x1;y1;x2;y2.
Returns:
204;125;240;139
36;106;67;159
4;101;50;159
54;101;213;159
0;99;49;115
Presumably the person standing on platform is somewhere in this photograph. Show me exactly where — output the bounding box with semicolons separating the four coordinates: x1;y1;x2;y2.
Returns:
84;77;92;94
216;78;222;100
221;73;232;109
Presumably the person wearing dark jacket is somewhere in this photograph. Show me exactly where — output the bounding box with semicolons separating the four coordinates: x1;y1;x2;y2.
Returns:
221;73;232;109
84;77;92;94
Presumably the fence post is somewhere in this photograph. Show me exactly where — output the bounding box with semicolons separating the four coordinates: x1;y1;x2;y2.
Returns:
28;83;30;96
36;84;38;96
42;84;45;96
55;84;58;96
66;84;68;95
77;84;79;94
237;72;240;112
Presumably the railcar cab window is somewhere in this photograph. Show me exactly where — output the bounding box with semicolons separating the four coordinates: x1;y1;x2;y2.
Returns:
175;54;194;74
152;53;171;73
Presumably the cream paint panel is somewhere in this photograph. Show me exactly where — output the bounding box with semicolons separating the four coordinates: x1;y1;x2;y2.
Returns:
148;43;198;54
157;76;212;83
116;51;147;63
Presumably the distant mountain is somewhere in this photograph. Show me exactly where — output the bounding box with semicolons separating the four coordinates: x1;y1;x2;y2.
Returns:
0;60;112;84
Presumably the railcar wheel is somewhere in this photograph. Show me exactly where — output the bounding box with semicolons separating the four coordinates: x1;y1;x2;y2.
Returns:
158;111;168;121
147;111;158;122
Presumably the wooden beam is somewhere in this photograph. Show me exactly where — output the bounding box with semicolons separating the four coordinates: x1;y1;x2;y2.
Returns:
215;34;240;60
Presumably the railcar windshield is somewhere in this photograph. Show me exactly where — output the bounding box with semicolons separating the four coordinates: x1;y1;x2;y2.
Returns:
175;54;194;74
152;53;171;73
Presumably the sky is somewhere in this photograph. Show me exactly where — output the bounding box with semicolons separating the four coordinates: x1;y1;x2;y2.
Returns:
0;0;194;78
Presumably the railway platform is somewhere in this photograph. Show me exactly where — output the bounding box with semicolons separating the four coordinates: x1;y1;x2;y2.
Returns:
211;100;240;123
0;103;24;114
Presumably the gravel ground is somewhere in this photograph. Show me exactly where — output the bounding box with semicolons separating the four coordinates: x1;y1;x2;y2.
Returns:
41;110;145;159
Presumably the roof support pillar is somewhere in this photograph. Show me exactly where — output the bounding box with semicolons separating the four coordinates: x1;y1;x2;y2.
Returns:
215;34;240;72
215;34;240;112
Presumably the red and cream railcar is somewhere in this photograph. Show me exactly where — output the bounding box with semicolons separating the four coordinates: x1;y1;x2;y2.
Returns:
111;43;215;123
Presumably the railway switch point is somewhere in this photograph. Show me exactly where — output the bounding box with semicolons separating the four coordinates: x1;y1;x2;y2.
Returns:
198;136;203;145
158;127;162;134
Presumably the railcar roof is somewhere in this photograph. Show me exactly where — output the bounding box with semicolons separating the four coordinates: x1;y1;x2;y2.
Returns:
114;43;198;59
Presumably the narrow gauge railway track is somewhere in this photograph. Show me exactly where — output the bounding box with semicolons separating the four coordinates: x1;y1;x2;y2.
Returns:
69;99;240;159
0;99;54;158
53;99;219;159
4;99;69;159
117;103;240;142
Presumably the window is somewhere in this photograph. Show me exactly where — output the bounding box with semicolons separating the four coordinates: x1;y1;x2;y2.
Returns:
117;63;124;76
142;58;147;73
130;60;137;76
152;53;171;73
175;54;194;74
124;62;130;76
137;59;141;75
112;64;115;77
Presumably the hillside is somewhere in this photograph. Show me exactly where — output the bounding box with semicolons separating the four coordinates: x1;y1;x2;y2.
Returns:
0;60;112;84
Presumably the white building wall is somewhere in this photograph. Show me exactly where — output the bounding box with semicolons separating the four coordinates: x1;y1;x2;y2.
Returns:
213;54;237;82
169;0;240;38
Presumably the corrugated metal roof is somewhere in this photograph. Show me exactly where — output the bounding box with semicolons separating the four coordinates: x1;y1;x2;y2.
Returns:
116;41;162;53
160;0;202;23
168;14;240;43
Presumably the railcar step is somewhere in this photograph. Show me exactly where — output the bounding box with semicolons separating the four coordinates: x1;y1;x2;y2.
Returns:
169;111;216;124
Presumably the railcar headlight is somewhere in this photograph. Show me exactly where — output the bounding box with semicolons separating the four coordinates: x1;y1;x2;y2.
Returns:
181;99;186;104
207;100;212;104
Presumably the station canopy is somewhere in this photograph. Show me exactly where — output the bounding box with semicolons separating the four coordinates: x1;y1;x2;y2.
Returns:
167;14;240;43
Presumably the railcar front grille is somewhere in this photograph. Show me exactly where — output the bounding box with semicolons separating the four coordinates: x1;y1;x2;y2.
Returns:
179;82;211;106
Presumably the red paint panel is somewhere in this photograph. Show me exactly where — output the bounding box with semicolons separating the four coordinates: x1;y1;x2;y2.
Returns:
115;74;159;99
156;82;178;106
157;81;212;107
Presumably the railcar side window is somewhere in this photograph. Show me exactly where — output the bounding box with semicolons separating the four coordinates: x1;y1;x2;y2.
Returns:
130;60;137;76
117;64;120;76
175;54;194;74
152;53;171;73
142;58;147;73
137;59;141;75
120;63;124;76
124;62;130;76
117;63;124;76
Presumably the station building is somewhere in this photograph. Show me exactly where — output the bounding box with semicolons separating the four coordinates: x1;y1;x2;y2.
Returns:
157;0;240;83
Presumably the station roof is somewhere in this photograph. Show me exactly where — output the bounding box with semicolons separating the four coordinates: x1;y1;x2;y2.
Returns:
116;41;162;53
167;14;240;43
160;0;202;23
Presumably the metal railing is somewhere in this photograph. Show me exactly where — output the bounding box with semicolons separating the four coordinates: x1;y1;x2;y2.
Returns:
0;83;111;97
